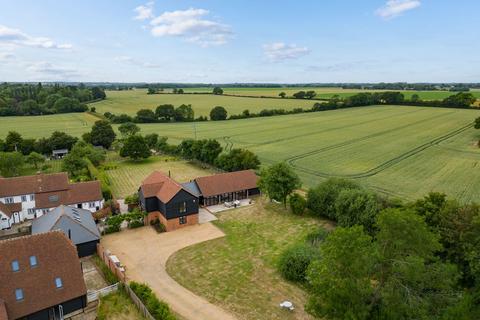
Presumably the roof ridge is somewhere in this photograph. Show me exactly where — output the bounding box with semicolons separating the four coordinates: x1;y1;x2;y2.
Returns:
0;229;65;244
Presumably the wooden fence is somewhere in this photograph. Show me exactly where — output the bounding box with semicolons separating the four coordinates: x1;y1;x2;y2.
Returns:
86;283;119;303
96;243;126;283
124;285;156;320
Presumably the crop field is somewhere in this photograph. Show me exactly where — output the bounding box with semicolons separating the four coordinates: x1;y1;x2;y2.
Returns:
133;105;480;202
181;87;480;100
1;104;479;202
103;154;216;198
89;89;316;117
0;112;98;139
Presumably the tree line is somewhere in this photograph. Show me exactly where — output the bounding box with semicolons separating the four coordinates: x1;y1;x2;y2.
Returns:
259;163;479;319
0;83;106;116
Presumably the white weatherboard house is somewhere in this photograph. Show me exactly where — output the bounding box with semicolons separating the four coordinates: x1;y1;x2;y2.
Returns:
0;173;103;230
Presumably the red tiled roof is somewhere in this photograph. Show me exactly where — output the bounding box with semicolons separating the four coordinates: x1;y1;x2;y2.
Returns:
194;170;258;197
0;174;105;210
0;231;87;319
0;173;69;197
0;203;22;218
141;171;188;203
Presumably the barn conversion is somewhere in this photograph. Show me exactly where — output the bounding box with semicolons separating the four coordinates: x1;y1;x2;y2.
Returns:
0;231;87;320
139;169;259;231
32;205;101;257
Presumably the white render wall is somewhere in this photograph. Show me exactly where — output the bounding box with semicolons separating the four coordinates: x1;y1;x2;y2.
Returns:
0;197;104;229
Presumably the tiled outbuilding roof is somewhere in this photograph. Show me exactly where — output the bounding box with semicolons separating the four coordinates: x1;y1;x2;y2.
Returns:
194;170;258;197
0;231;87;319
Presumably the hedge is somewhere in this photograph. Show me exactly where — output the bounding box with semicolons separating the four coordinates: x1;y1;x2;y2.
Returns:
129;282;176;320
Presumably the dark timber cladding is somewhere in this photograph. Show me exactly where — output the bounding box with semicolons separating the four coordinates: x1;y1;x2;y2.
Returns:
194;170;260;206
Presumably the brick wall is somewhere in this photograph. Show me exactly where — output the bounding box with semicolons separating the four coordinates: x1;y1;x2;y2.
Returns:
146;211;198;232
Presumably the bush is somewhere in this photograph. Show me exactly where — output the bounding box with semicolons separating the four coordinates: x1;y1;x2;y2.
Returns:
151;219;166;233
335;188;379;234
129;282;176;320
128;219;144;229
125;193;140;205
289;193;307;215
278;243;319;283
305;229;329;247
307;178;360;220
92;254;119;285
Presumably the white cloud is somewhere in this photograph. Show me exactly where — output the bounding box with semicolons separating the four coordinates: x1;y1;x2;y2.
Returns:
148;8;232;46
27;61;80;79
263;42;310;62
376;0;421;19
133;1;155;21
0;25;72;49
114;56;161;68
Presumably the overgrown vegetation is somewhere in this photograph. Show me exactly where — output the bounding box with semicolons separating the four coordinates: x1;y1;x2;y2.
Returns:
129;282;177;320
92;254;119;285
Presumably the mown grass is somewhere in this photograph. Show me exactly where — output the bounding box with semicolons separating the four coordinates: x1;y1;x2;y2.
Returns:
103;155;216;198
97;288;144;320
167;199;329;320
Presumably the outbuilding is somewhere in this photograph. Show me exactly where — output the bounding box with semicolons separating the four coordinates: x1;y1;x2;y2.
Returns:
32;205;100;257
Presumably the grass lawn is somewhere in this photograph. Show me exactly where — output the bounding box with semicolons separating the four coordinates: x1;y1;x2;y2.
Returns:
103;154;217;198
97;288;144;320
167;199;331;320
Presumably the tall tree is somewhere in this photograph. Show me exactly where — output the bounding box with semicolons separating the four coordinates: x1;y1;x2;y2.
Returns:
0;152;25;177
90;120;116;149
258;162;301;207
26;152;45;169
210;106;228;121
120;135;151;160
212;87;224;95
118;122;140;137
155;104;175;121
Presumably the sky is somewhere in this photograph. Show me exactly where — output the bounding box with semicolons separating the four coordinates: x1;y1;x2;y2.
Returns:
0;0;479;83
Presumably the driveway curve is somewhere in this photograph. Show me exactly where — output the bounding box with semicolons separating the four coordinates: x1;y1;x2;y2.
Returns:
101;223;236;320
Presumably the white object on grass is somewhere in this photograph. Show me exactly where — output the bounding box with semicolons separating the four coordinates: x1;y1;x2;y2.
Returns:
280;301;294;310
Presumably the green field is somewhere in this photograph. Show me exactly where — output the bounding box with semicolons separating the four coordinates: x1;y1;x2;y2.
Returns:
132;105;480;202
1;104;480;202
181;87;480;100
90;89;316;117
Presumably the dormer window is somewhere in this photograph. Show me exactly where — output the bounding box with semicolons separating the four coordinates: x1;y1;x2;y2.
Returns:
55;277;63;288
29;256;37;267
11;260;19;272
15;289;24;301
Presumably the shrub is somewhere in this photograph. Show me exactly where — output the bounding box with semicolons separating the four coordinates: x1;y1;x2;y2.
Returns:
305;229;329;247
125;193;140;205
151;219;166;233
129;282;176;320
92;254;119;285
307;178;360;220
335;188;379;234
278;243;319;283
128;219;144;229
289;193;307;215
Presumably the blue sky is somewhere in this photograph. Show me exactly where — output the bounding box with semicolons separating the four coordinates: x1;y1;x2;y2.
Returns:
0;0;479;83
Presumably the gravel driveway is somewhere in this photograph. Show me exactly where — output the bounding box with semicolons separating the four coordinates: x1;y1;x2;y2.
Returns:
101;223;236;320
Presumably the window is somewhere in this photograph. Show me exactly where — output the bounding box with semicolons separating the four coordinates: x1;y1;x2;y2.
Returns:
179;216;187;225
48;195;59;202
29;195;35;201
29;256;37;267
179;202;186;213
55;277;63;288
42;209;48;214
21;195;27;202
15;289;24;301
27;209;35;215
5;197;14;204
11;260;19;272
89;202;95;208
